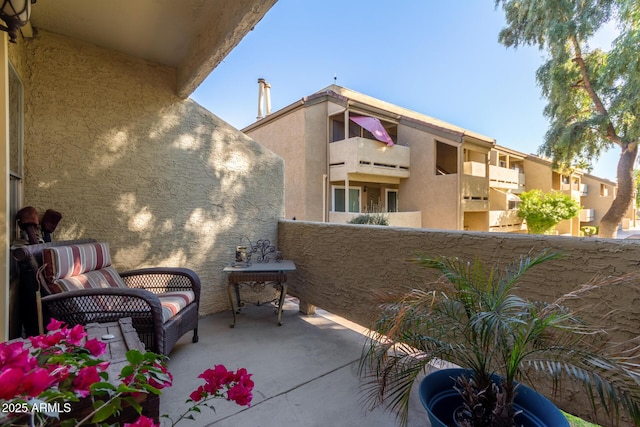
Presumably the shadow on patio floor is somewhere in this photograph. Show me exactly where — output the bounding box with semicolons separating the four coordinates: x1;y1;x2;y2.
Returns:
160;298;429;427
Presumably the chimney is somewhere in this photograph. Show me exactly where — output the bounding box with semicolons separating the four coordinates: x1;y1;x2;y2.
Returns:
257;78;265;120
264;82;272;116
257;78;271;120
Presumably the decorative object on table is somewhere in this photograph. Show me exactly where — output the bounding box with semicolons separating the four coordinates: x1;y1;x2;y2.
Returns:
250;239;281;263
359;250;640;427
233;237;282;266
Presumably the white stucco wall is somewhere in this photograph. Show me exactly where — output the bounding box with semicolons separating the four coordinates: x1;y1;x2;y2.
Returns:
19;31;284;315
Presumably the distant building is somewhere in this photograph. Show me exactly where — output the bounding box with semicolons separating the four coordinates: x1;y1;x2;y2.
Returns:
244;85;630;235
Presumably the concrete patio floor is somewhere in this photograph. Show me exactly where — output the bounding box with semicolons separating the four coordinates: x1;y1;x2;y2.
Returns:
160;298;430;427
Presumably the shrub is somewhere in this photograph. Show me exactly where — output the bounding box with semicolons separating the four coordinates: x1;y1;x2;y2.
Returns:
347;213;389;226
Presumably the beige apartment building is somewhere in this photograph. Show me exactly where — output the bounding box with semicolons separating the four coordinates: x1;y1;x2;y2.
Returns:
244;85;624;235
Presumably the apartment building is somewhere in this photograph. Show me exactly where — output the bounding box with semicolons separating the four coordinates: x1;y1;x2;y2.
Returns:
244;85;621;235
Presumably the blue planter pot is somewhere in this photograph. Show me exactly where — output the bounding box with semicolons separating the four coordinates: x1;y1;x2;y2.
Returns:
419;368;569;427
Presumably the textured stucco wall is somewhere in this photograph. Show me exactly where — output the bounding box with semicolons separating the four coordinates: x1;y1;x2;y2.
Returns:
278;220;640;422
21;31;284;315
245;108;307;220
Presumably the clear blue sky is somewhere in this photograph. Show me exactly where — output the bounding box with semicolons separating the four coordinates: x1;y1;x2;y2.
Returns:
192;0;620;181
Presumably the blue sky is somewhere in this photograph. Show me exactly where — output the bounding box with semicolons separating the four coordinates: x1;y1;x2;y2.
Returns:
192;0;620;181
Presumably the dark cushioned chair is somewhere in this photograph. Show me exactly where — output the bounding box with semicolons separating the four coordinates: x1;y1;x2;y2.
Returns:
12;240;200;355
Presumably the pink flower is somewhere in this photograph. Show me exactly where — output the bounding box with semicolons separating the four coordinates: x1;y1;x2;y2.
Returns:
0;368;23;399
46;318;65;331
73;366;102;398
189;385;206;402
22;367;56;397
84;338;107;357
0;341;34;371
66;324;88;345
124;415;159;427
227;383;253;406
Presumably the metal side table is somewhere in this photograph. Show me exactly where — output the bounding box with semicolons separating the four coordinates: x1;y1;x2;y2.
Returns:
223;260;296;327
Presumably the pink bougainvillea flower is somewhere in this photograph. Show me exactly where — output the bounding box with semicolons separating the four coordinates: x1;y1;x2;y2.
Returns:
22;367;56;397
29;330;66;349
227;383;253;406
84;337;107;357
124;415;159;427
66;324;88;345
189;385;206;402
147;362;173;390
0;367;23;399
0;341;34;371
73;365;102;398
46;318;65;332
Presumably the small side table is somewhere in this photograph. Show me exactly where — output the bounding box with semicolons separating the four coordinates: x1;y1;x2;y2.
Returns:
223;260;296;327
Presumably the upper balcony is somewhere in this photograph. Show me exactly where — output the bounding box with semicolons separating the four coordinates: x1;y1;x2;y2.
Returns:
462;161;489;211
489;165;525;192
329;137;410;181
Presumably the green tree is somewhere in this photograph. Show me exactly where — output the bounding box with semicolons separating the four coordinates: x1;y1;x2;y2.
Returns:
518;189;581;234
495;0;640;237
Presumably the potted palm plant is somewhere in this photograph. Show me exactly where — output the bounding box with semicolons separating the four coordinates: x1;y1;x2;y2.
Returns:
359;251;640;427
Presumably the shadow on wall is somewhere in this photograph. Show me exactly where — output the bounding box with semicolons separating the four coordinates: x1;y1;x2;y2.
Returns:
22;32;284;315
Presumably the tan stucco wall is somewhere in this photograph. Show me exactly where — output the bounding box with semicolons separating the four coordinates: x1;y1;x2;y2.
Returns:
19;31;284;315
278;220;640;423
245;108;308;220
581;174;616;227
399;126;459;229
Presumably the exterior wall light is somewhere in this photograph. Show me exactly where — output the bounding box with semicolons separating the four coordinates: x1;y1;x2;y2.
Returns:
0;0;35;43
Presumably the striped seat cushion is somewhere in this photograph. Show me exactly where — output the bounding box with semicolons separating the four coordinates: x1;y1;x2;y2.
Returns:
43;242;126;293
158;291;196;323
51;266;127;293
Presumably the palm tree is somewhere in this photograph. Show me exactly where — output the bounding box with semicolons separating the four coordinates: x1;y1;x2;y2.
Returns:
359;251;640;426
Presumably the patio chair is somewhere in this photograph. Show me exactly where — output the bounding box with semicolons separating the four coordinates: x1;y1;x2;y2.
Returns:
13;240;200;355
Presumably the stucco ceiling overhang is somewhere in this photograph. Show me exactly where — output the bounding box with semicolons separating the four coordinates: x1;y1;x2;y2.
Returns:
28;0;277;98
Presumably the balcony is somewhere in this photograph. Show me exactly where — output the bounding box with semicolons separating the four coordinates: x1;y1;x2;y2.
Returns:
328;210;422;227
270;220;640;425
580;183;588;196
462;174;489;211
489;210;525;232
161;298;420;425
580;208;595;222
330;137;410;181
489;165;525;192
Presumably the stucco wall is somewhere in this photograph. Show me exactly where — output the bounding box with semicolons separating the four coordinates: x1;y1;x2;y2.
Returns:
245;108;307;220
20;31;284;315
399;125;460;229
278;220;640;422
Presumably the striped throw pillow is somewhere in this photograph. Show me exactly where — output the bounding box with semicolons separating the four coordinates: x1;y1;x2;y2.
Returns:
44;242;113;282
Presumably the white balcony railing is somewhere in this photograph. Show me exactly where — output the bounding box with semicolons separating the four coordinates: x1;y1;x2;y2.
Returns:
328;211;422;228
580;208;595;222
329;137;410;181
489;165;525;192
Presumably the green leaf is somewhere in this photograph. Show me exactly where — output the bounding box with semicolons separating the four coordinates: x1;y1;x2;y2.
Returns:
126;349;145;365
91;403;117;423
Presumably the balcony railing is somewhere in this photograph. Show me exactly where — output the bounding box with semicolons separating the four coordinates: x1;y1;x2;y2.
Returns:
329;137;410;181
580;183;588;196
463;161;486;177
489;165;525;192
328;211;422;228
580;208;595;222
489;210;525;232
462;174;489;211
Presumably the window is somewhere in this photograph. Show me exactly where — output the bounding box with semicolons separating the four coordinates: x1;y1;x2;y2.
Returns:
332;186;360;213
436;141;458;175
9;62;23;241
331;119;345;142
386;189;398;213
